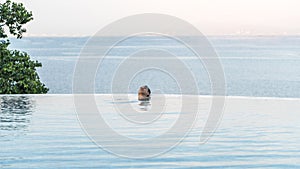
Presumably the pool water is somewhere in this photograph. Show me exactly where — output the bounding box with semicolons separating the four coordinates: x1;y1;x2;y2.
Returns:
1;95;300;168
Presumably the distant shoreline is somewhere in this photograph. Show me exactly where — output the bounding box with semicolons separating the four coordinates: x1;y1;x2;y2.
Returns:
8;34;300;39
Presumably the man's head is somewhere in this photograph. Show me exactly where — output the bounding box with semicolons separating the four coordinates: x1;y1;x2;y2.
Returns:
138;85;151;101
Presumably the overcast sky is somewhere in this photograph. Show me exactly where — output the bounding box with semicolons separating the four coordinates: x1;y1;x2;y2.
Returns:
13;0;300;36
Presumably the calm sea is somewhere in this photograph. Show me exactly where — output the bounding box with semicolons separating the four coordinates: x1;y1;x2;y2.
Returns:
8;36;300;98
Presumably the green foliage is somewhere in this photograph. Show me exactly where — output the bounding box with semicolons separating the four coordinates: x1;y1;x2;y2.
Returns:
0;0;48;94
0;0;33;39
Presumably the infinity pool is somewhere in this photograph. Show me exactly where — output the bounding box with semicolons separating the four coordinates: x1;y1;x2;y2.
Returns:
1;95;300;168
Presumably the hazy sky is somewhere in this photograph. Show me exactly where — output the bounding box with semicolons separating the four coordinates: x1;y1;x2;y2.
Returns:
13;0;300;36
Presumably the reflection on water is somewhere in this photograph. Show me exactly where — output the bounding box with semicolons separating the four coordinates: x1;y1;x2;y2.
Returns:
108;98;152;111
139;101;151;111
0;96;34;131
